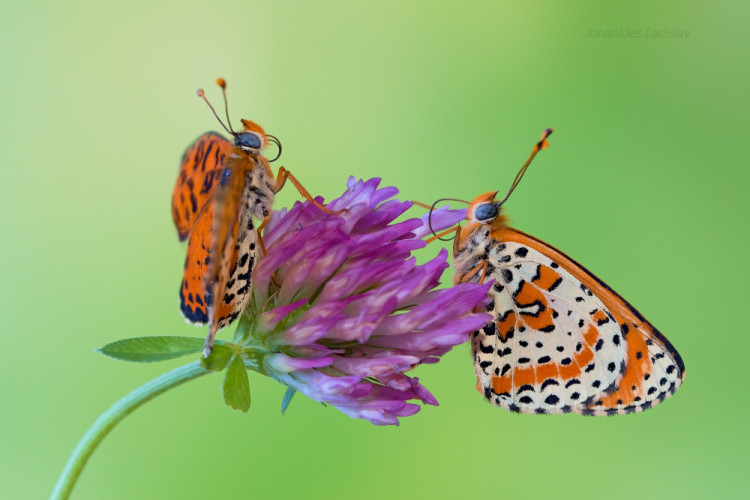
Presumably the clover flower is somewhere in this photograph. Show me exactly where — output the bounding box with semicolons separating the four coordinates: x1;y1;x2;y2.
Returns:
58;180;491;500
235;177;491;425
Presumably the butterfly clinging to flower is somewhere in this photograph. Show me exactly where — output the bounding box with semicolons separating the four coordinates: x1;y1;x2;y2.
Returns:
430;129;685;415
172;79;329;357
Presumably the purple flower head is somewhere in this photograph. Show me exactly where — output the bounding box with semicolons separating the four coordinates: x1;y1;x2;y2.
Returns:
240;178;491;425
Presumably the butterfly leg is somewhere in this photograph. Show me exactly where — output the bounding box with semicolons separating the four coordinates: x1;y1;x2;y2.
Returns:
458;260;489;314
255;215;281;288
452;226;461;255
203;323;219;358
425;226;460;244
273;167;344;214
411;200;432;210
256;215;270;256
458;260;489;285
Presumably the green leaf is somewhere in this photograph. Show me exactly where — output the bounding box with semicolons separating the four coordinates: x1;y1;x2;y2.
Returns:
98;336;204;363
223;355;251;412
281;387;296;414
200;344;234;371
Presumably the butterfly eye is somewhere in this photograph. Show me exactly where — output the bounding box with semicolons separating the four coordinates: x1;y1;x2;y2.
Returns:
235;132;262;151
475;203;499;221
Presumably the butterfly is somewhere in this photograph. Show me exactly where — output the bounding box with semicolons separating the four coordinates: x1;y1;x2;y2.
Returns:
172;79;328;357
430;129;685;415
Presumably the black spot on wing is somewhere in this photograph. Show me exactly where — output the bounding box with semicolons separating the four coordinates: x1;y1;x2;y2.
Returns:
189;192;198;213
501;269;513;283
479;342;494;354
530;265;541;282
544;394;560;405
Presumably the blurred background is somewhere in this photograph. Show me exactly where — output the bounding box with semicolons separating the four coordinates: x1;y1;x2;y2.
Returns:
2;1;747;499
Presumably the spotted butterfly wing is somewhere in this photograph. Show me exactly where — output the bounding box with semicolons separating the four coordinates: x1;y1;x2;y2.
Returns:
449;130;684;415
502;228;684;414
454;196;684;415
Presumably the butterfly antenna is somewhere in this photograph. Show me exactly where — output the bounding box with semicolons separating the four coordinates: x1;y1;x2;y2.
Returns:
428;197;469;241
497;128;553;206
216;78;237;134
196;87;234;136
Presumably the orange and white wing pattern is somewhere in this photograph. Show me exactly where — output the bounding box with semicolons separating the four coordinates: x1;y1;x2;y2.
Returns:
453;194;685;416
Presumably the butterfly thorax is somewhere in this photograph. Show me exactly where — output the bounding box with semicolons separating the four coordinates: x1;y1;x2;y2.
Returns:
236;156;275;221
453;191;508;286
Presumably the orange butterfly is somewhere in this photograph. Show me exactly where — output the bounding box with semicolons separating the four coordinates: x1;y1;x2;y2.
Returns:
430;129;685;415
172;79;326;357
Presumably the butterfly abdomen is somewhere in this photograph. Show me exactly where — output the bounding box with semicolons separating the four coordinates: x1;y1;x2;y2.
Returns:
208;166;276;329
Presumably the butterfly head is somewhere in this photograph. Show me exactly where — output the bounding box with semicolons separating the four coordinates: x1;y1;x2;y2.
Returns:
235;119;267;153
197;79;282;161
468;191;505;226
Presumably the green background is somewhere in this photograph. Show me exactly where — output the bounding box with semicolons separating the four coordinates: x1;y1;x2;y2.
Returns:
2;1;747;498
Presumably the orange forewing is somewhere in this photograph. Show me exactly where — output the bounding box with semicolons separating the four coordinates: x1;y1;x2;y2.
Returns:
172;132;236;241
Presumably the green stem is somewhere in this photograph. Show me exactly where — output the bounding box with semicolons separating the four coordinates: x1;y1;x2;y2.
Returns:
50;361;210;500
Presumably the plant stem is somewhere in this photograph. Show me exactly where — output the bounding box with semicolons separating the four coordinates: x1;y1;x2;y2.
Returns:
50;361;210;500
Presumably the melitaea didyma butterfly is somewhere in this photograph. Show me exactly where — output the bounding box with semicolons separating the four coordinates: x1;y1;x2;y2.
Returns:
430;129;685;415
172;78;326;357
